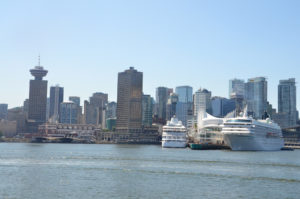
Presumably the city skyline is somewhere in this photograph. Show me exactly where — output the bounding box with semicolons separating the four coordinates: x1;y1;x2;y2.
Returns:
1;62;299;110
1;0;300;110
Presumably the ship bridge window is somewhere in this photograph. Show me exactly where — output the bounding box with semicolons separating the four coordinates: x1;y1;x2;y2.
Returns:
226;119;252;123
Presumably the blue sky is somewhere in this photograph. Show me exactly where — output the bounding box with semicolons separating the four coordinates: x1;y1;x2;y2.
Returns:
1;0;299;109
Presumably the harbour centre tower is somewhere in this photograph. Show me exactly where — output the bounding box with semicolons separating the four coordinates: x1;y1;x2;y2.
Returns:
27;65;48;133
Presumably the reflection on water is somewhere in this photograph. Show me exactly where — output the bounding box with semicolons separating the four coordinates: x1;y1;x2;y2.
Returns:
0;143;300;199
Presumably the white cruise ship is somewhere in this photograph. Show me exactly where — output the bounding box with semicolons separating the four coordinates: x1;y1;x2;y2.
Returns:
162;116;187;148
222;114;284;151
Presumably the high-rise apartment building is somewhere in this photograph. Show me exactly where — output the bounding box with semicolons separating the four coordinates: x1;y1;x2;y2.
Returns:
156;87;169;121
142;95;153;127
245;77;268;119
84;92;108;126
49;85;64;122
211;97;236;117
69;96;80;106
277;78;298;127
116;67;143;133
166;93;178;120
7;107;27;134
175;86;193;127
0;104;8;120
106;102;117;119
69;96;83;124
23;99;29;114
193;88;212;117
229;79;245;98
60;102;78;124
46;98;50;121
176;86;193;103
27;65;48;132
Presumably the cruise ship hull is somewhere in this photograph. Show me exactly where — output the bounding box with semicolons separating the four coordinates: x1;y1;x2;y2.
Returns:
224;134;284;151
162;141;187;148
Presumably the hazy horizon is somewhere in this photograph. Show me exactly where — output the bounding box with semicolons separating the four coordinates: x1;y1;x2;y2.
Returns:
1;0;300;110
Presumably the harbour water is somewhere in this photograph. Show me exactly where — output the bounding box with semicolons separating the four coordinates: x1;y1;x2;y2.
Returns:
0;143;300;199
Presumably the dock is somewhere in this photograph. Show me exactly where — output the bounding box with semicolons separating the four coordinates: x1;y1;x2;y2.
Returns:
189;143;230;150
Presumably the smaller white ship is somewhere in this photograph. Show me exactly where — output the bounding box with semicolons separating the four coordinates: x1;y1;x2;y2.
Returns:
162;116;187;148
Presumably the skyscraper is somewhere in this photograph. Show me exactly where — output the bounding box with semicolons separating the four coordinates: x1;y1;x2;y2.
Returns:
60;102;78;124
106;102;117;119
166;93;178;120
23;99;29;116
84;92;108;126
176;86;193;103
175;86;193;127
142;95;153;127
69;96;80;106
193;88;212;117
27;65;48;132
116;67;143;133
155;87;169;121
69;96;83;124
278;78;298;127
0;104;8;120
229;79;245;98
46;97;50;121
211;97;236;117
245;77;268;119
49;85;64;122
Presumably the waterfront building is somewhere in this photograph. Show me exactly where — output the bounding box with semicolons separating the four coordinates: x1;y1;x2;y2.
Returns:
175;86;193;127
229;79;245;98
97;125;160;143
187;116;197;131
38;123;96;141
0;104;8;120
156;87;169;122
60;101;78;124
166;93;178;120
245;77;268;119
84;92;108;126
193;88;212;117
281;126;300;148
142;95;153;127
27;65;48;133
211;97;236;117
277;78;298;128
49;86;64;122
0;120;17;138
106;118;116;131
7;107;27;135
116;67;143;133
